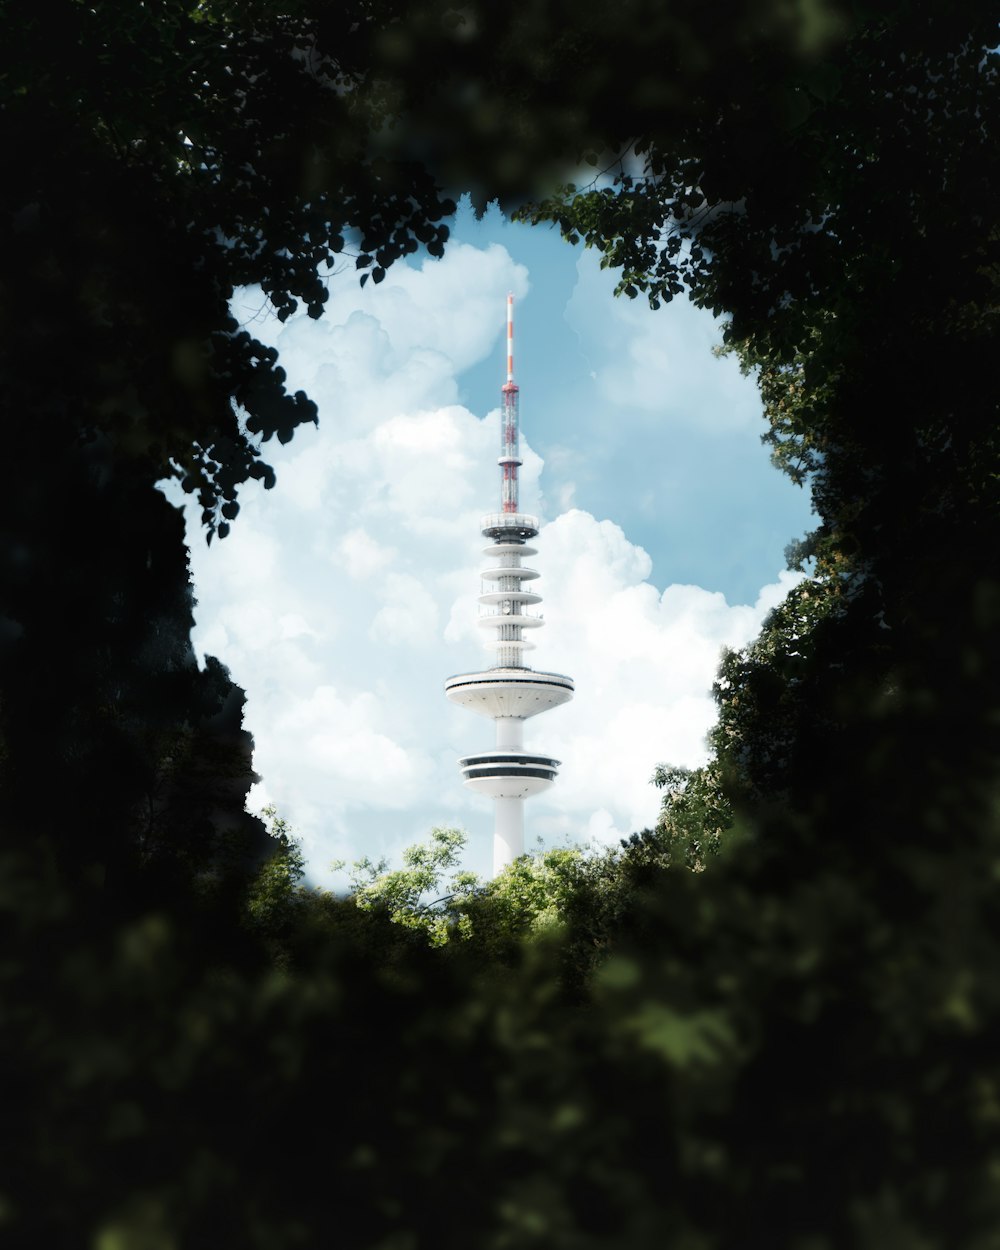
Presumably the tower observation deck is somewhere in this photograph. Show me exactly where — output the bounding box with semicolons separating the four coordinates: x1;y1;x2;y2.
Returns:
445;295;574;874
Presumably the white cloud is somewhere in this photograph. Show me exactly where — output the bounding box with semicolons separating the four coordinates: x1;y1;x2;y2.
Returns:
165;238;794;883
336;528;397;580
518;509;800;841
370;573;439;647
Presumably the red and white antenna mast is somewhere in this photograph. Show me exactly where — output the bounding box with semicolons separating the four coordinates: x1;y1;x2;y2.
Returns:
500;293;520;514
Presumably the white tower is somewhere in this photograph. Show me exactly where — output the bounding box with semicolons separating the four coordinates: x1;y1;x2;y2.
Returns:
445;295;574;875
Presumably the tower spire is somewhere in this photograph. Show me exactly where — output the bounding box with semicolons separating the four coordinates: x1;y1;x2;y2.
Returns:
500;293;521;514
444;296;574;875
507;290;514;384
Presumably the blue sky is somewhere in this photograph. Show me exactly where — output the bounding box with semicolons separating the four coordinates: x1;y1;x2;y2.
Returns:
162;197;812;885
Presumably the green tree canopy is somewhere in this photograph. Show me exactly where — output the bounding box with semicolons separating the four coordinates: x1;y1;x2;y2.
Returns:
5;2;1000;1247
0;0;456;870
4;0;455;534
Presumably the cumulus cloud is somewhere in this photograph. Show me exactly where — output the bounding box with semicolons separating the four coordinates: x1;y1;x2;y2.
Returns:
165;239;796;883
335;529;396;580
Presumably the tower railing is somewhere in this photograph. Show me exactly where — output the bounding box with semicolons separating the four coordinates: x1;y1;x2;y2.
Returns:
480;511;539;534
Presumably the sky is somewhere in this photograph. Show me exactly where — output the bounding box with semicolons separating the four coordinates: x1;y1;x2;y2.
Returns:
161;197;813;886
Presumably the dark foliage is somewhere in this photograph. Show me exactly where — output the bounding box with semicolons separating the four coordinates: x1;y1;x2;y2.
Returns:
4;1;1000;1247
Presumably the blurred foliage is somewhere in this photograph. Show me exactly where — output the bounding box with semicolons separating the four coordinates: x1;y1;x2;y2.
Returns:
1;0;454;536
4;0;1000;1247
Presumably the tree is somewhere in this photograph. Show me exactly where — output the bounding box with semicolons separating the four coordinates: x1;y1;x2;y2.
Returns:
335;828;589;956
1;0;455;864
335;825;478;946
649;762;731;871
0;10;460;1241
245;804;308;963
3;0;456;527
